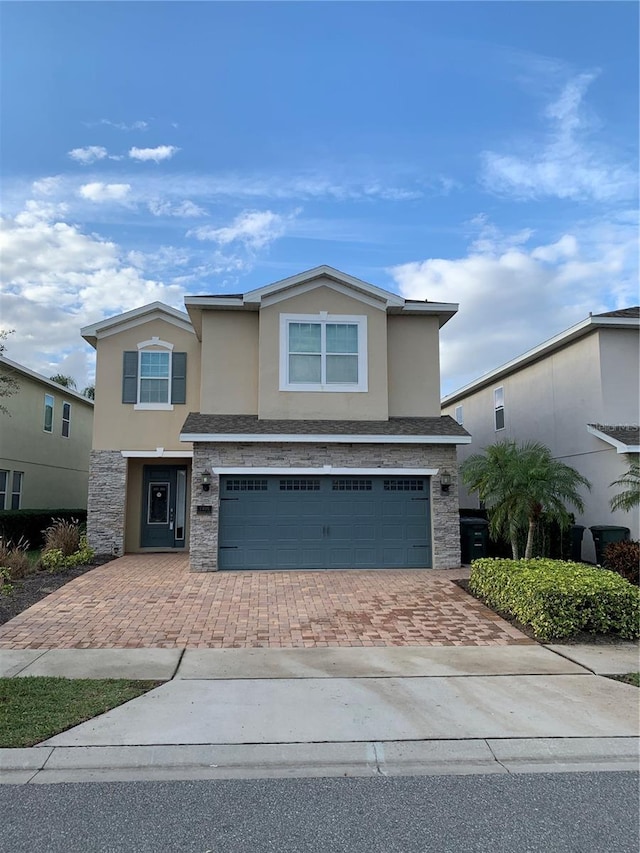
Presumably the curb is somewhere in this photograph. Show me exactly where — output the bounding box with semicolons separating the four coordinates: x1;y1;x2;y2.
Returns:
1;738;638;785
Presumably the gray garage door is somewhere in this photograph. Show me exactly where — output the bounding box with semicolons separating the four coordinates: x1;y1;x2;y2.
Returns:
218;475;431;570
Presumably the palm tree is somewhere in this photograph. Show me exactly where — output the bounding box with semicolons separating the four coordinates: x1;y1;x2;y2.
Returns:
461;440;591;560
49;374;77;389
610;461;640;512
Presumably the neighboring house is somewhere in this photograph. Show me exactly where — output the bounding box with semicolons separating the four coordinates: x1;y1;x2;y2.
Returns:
441;308;640;561
81;265;469;570
0;356;94;511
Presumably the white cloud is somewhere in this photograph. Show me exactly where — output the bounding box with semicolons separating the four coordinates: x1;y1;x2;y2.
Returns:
480;72;637;202
390;215;638;395
129;145;180;163
189;209;291;249
32;176;62;196
99;119;149;131
78;182;131;202
68;146;110;165
0;201;185;388
148;199;207;218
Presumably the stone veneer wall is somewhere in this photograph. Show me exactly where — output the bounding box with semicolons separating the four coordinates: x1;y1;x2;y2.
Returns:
87;450;127;556
190;442;460;572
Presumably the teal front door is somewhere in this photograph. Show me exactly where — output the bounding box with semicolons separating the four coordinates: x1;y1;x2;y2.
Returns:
141;465;188;548
218;475;432;569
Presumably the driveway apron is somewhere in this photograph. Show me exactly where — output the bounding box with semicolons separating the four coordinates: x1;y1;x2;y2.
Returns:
0;554;531;649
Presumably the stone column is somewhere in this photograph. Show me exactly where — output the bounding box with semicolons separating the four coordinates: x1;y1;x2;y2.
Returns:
87;450;127;557
430;445;461;569
189;442;219;572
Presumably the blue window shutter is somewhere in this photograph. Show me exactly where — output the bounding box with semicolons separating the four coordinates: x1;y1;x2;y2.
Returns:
122;351;138;403
171;352;187;404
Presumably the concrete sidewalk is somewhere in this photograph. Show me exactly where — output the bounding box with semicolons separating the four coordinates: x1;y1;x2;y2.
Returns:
1;644;638;783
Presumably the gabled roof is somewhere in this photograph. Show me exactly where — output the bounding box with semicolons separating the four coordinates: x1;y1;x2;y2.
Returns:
180;413;471;444
587;424;640;453
442;309;640;406
81;302;194;348
593;307;639;319
184;265;458;337
0;356;94;406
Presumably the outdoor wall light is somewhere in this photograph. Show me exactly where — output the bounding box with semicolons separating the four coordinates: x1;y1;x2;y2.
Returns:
201;470;211;492
440;470;452;493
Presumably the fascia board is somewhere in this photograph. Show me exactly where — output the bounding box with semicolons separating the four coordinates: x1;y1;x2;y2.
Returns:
586;425;640;454
0;356;94;405
180;432;472;445
442;316;597;406
243;265;405;307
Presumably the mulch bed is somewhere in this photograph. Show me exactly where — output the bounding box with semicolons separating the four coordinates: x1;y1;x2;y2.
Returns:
0;557;114;627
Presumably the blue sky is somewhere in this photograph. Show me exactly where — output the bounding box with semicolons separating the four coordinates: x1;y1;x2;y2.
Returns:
1;1;637;395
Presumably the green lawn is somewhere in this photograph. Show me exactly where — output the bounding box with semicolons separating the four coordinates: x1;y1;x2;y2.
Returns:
0;677;161;747
610;672;640;688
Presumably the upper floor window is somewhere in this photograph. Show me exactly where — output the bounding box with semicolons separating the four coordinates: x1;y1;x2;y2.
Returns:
140;351;171;404
122;338;187;410
279;313;367;392
11;471;23;510
0;470;7;510
62;402;71;437
43;394;54;433
494;386;505;431
455;405;463;425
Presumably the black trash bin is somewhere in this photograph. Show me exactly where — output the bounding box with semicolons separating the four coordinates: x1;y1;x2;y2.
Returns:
460;518;489;564
569;525;586;562
589;525;630;565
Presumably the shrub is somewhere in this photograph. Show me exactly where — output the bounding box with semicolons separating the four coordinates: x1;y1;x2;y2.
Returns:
41;535;95;573
0;536;31;580
43;518;81;557
469;557;640;641
0;509;87;549
603;540;639;585
0;567;13;597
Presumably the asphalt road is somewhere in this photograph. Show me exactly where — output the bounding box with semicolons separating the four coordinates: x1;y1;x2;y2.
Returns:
3;771;638;853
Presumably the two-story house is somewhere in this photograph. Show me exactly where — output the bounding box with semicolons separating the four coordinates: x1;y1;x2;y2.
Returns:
81;266;469;570
441;308;640;561
0;356;94;511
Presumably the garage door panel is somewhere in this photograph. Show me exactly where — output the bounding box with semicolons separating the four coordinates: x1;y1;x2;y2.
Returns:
218;475;432;570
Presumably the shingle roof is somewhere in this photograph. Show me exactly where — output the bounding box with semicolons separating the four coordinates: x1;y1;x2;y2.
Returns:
181;413;469;438
593;307;640;319
588;424;640;446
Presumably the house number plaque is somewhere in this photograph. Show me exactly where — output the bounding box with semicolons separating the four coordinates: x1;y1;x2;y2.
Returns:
196;505;213;515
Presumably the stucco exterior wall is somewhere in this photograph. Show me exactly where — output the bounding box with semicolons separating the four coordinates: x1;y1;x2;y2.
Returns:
387;315;441;417
189;442;460;572
92;319;200;451
257;284;389;420
200;311;259;414
0;365;93;509
442;328;639;559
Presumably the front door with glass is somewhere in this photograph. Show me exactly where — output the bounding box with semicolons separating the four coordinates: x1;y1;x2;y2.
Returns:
141;465;187;548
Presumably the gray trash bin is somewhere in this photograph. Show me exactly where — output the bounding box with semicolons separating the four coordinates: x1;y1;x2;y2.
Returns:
460;518;489;564
589;525;630;565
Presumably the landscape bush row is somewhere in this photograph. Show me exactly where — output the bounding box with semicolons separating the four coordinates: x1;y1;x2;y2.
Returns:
0;509;87;549
0;517;95;595
469;558;640;641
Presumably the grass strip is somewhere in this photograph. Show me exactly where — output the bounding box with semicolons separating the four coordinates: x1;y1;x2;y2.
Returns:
0;677;161;748
609;672;640;688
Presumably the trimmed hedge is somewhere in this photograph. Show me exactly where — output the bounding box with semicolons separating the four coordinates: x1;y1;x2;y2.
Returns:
0;509;87;550
469;558;640;641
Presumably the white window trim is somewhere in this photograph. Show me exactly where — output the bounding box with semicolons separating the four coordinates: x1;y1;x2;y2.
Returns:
135;338;174;410
279;313;368;393
43;393;54;433
494;386;505;431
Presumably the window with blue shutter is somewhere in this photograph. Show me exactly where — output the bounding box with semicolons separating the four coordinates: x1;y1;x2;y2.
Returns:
122;349;187;406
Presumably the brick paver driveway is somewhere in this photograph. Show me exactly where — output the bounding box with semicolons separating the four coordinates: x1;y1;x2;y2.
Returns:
0;554;531;649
